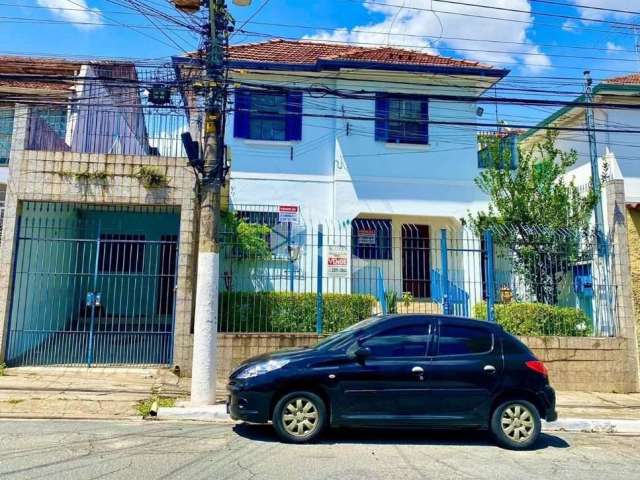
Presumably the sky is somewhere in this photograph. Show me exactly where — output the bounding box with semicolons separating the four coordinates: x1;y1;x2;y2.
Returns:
1;0;640;124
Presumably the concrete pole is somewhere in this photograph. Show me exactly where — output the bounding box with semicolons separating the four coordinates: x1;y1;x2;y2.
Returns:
190;0;227;406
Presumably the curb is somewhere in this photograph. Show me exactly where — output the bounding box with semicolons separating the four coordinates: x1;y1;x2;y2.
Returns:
543;418;640;434
157;408;640;434
157;404;235;423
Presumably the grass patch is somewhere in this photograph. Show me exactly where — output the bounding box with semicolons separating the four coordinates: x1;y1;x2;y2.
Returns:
137;396;176;418
6;399;24;405
0;362;6;376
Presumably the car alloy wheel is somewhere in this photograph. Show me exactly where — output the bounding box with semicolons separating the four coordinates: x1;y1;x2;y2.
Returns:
500;403;535;443
282;397;319;437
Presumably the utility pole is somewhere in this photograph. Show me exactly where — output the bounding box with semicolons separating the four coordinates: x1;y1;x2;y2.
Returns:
173;0;251;405
584;70;612;336
583;71;605;253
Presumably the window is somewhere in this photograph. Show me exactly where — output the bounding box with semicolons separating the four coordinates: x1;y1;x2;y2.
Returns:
0;106;14;165
375;94;428;144
438;324;493;356
234;89;302;141
362;324;429;357
352;219;392;260
99;234;145;273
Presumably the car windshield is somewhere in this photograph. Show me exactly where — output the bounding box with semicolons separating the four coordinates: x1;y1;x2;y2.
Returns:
314;315;385;351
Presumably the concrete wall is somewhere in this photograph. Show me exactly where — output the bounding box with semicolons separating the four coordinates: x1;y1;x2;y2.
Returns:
0;106;198;369
210;333;636;392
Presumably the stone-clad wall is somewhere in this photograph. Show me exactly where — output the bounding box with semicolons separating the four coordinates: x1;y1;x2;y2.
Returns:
0;110;198;368
626;208;640;346
206;333;634;392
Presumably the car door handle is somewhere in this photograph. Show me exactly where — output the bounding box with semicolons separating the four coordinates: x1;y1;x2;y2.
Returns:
483;365;496;373
412;366;424;374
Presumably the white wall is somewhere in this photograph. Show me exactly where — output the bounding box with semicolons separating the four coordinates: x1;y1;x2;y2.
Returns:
225;72;491;225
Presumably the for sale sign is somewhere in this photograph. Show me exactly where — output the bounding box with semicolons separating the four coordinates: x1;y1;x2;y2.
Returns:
327;246;349;278
278;205;300;224
357;228;376;245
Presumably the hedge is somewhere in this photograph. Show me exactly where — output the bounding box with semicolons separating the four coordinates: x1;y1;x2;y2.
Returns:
219;292;377;333
473;302;592;337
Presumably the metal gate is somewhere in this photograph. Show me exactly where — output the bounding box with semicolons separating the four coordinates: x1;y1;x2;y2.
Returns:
5;202;179;367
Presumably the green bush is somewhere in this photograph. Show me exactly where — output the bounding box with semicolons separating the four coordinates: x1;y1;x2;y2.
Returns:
219;292;377;333
473;302;592;337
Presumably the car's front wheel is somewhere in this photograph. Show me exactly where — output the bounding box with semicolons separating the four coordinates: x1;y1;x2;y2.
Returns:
491;399;541;450
272;391;326;443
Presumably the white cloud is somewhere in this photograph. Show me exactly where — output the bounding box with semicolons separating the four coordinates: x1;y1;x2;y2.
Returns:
304;0;551;73
561;19;578;32
570;0;636;22
37;0;103;29
606;41;624;51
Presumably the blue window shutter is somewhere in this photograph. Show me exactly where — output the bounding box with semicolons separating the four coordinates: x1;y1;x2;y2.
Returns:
375;93;389;141
285;90;302;141
234;89;251;138
420;98;429;144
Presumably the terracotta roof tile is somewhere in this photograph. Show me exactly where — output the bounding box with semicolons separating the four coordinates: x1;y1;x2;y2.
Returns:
605;73;640;85
228;39;500;72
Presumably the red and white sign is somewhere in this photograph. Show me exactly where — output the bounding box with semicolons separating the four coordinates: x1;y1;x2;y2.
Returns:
327;246;349;278
278;205;300;224
357;228;376;245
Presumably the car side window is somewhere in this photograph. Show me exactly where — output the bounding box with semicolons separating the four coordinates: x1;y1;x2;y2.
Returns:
438;324;493;356
361;324;430;358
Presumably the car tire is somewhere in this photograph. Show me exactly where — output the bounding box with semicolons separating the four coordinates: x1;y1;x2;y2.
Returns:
272;391;327;443
491;399;541;450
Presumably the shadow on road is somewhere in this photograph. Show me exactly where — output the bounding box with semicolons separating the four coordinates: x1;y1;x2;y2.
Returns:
233;423;570;450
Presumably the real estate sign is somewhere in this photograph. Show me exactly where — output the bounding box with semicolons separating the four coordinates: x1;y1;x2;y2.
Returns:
278;205;300;224
327;246;349;278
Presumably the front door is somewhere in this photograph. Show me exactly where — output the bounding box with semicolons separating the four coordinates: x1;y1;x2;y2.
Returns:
334;317;433;425
402;224;431;298
425;318;502;424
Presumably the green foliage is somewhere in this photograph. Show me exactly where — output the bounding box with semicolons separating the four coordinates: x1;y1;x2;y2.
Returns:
470;131;601;304
221;211;272;260
473;302;592;337
219;292;377;333
135;166;170;189
385;290;398;314
0;362;6;376
136;396;176;418
401;291;414;307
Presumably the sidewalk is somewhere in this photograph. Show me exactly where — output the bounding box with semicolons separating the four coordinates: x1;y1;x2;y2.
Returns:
0;367;191;419
2;367;640;432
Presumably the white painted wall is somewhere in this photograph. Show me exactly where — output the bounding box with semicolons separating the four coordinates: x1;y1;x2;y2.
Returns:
225;71;491;225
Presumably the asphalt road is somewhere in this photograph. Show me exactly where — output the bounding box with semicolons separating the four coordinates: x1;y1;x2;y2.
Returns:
0;420;638;480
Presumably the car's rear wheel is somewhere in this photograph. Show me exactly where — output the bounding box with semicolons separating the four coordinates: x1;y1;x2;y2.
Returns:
491;399;541;450
272;391;326;443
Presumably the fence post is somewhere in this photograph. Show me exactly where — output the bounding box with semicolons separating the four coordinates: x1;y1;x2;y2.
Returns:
440;229;450;315
316;225;324;334
484;230;496;323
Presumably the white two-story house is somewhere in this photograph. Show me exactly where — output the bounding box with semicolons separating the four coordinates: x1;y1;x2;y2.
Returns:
176;39;508;311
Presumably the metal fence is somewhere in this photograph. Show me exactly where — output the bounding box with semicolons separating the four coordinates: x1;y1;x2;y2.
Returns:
217;215;619;337
4;201;180;367
25;104;189;158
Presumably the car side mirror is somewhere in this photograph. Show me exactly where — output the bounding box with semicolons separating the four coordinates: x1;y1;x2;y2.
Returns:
352;346;371;363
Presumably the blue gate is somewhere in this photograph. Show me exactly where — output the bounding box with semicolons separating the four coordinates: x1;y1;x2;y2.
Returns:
5;202;179;367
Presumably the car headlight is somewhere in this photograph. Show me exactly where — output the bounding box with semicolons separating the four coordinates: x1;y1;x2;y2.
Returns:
236;359;290;379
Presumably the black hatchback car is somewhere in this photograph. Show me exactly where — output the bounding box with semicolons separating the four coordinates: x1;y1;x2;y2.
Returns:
227;314;557;449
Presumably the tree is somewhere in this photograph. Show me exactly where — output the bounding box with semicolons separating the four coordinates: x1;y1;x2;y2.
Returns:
469;131;601;304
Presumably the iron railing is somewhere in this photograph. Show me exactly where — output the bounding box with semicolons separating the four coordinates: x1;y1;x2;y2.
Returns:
218;215;619;337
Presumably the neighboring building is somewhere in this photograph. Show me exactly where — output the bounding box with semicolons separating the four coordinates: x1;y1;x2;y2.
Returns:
174;39;509;309
521;74;640;342
0;56;196;370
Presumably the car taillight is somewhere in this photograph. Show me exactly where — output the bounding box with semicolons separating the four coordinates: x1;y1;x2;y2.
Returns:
525;360;548;377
